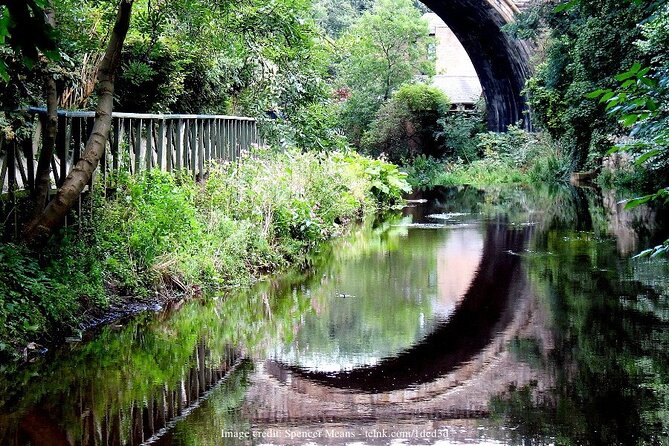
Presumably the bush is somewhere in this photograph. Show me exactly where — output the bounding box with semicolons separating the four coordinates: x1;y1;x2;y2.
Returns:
477;123;571;182
435;107;487;162
403;154;445;188
115;40;184;113
0;149;411;358
362;83;450;162
261;102;349;151
405;124;571;187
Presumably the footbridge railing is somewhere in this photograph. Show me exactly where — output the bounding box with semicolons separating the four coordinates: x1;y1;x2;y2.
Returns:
1;108;261;195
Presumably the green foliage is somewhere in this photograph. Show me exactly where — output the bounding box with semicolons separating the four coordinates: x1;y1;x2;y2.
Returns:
0;150;410;358
1;0;339;153
115;40;184;112
311;0;373;37
338;151;412;203
501;5;549;41
403;154;444;189
334;0;434;145
0;0;58;81
261;101;348;151
0;236;107;356
435;107;487;162
430;158;529;187
362;83;450;162
523;0;658;170
585;3;669;256
406;124;571;187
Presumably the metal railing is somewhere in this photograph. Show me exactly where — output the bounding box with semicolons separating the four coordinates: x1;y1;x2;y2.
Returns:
1;108;261;195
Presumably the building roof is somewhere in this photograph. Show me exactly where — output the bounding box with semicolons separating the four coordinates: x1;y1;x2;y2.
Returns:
433;75;482;105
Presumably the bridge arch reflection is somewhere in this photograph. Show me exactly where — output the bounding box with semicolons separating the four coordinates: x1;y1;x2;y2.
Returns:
268;223;531;392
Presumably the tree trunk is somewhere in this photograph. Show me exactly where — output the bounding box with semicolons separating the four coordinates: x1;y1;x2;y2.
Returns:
30;2;58;219
23;0;134;245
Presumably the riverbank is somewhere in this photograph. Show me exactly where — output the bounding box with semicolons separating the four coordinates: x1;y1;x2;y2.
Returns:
0;149;410;361
404;126;572;189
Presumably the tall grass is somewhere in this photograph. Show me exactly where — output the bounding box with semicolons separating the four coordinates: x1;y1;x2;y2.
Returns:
0;149;410;358
406;125;571;188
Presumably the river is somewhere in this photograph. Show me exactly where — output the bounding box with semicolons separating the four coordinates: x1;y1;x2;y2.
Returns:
1;185;668;445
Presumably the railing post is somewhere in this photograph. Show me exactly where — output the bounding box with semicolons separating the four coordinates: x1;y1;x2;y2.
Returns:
223;119;229;161
72;118;82;169
165;120;173;172
198;119;204;178
146;119;154;170
204;119;210;166
157;119;165;171
219;119;225;159
112;118;120;174
62;116;71;186
134;118;142;174
175;119;183;171
190;119;197;177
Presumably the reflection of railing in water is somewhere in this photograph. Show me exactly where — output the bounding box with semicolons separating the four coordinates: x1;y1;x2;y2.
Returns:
14;343;241;446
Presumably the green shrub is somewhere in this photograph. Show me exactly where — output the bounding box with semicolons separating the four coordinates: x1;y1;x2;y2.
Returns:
433;158;528;186
406;125;570;187
0;236;108;355
362;83;450;162
404;155;445;188
435;108;487;162
0;149;411;358
476;124;571;182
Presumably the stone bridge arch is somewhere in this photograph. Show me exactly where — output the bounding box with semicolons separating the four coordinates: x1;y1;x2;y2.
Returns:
421;0;533;131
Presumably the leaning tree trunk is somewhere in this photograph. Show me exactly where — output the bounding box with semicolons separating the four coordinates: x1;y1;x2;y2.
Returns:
23;0;134;245
30;2;58;219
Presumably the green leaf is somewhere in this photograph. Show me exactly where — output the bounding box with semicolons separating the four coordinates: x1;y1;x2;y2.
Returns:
606;145;623;155
0;60;8;82
635;149;662;165
621;114;639;127
586;89;607;99
600;91;615;103
624;195;653;209
640;77;657;88
554;0;580;12
616;71;636;82
42;50;61;62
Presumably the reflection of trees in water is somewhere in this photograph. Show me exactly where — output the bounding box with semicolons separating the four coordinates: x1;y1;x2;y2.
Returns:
465;183;667;256
491;209;669;445
0;277;316;446
280;223;530;392
275;221;456;370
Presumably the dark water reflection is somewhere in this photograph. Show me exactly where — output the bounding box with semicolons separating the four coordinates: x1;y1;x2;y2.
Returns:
1;185;669;445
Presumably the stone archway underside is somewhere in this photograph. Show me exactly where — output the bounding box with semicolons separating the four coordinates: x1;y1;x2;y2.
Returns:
422;0;533;131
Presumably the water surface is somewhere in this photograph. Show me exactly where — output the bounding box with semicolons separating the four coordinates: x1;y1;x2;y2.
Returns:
1;185;668;445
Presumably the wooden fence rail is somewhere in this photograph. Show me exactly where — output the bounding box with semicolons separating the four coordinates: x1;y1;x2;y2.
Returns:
1;108;260;195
